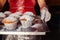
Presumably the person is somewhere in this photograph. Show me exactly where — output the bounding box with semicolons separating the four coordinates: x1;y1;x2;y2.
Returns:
0;0;51;40
0;0;9;12
8;0;51;22
0;0;6;11
0;0;51;22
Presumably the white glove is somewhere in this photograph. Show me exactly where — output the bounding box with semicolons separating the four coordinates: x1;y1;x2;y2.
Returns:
40;7;51;22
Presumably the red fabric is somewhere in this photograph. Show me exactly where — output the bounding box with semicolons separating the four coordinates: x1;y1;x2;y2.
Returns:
8;0;36;15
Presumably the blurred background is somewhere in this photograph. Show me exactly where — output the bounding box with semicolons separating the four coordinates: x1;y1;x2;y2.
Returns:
0;0;60;40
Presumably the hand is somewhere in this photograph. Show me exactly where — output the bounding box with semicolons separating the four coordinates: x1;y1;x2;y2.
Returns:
40;7;51;22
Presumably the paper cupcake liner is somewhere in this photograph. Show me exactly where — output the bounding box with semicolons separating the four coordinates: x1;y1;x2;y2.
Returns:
4;21;18;30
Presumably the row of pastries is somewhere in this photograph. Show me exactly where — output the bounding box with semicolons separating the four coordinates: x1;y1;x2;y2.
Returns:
0;11;47;32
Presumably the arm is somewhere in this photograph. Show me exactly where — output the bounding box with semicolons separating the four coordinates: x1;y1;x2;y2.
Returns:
37;0;47;9
0;0;6;11
37;0;51;22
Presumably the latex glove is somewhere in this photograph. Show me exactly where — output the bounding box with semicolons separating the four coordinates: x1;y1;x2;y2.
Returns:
40;7;51;22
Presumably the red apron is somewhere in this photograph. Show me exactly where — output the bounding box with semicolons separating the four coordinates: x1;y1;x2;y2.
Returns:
8;0;36;15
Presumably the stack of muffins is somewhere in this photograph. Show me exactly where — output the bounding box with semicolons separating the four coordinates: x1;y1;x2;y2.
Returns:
0;11;47;32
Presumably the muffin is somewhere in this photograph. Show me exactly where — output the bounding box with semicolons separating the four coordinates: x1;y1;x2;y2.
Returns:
0;12;6;21
4;11;11;17
24;12;35;17
9;14;19;19
2;17;18;30
9;12;22;19
14;12;22;16
20;13;35;28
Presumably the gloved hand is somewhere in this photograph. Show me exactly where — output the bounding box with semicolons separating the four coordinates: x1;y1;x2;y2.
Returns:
30;17;49;32
40;7;51;22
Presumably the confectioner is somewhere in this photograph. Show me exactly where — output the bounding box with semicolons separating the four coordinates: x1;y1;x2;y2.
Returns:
0;0;59;40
